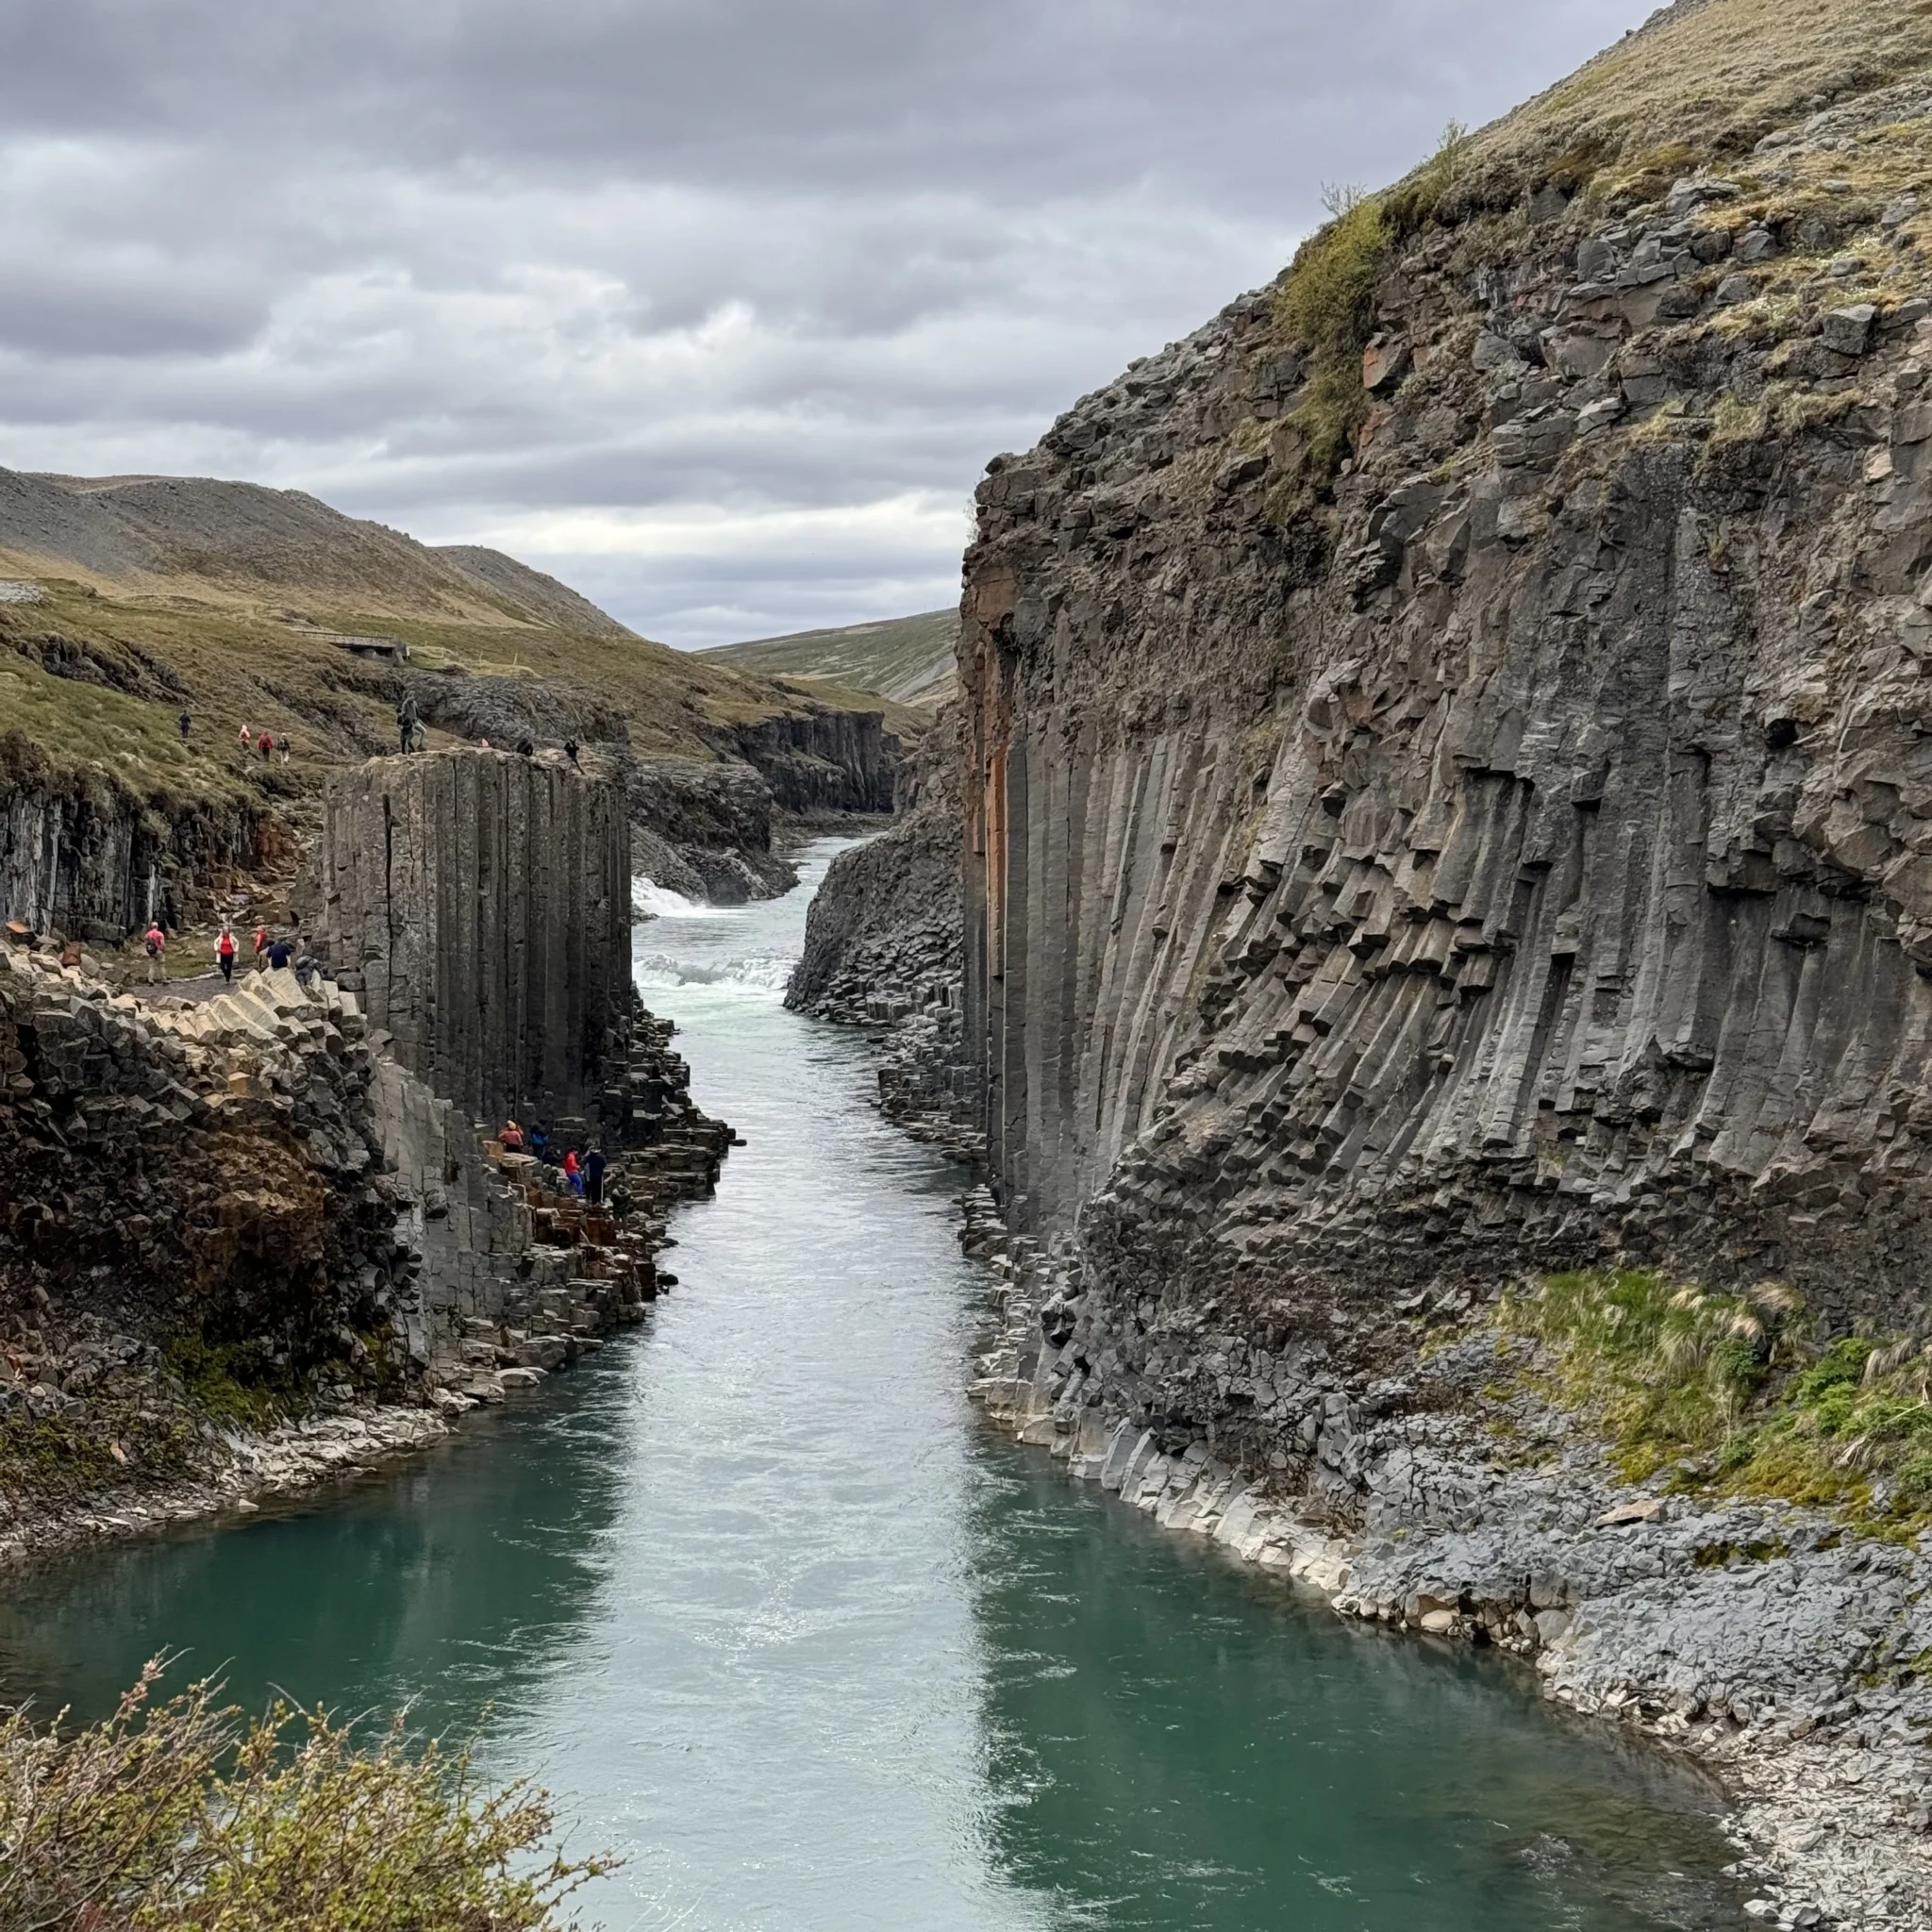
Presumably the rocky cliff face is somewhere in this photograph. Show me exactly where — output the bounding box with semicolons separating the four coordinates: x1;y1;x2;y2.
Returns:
0;745;261;941
309;749;634;1137
728;707;901;815
966;54;1932;1326
954;11;1932;1920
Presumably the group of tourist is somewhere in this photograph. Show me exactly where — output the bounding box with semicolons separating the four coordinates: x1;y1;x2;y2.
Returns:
137;918;308;988
224;723;291;764
499;1118;608;1204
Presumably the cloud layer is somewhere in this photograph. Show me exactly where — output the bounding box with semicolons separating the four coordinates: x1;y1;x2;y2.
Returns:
0;0;1652;646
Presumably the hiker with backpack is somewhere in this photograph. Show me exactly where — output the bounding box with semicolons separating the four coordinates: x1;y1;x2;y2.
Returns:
142;921;167;984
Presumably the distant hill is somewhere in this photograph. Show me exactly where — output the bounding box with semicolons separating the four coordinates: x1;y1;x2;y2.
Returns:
0;465;899;808
702;609;958;709
434;543;638;641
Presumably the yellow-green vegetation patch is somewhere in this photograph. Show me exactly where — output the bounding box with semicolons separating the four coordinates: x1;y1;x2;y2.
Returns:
0;1400;197;1502
1273;194;1390;474
0;1661;612;1929
1506;1268;1932;1541
163;1332;305;1432
1503;1268;1795;1483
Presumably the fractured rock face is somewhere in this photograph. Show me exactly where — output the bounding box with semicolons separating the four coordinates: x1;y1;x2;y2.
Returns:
963;224;1932;1345
309;748;633;1136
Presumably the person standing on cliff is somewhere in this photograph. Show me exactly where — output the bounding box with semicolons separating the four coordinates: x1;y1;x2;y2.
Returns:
562;1149;583;1195
396;693;419;755
585;1144;607;1207
177;708;192;741
142;921;166;984
217;922;237;983
252;921;269;969
563;739;579;768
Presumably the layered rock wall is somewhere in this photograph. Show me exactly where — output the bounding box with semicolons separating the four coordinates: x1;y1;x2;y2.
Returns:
311;749;632;1135
965;113;1932;1341
0;763;260;941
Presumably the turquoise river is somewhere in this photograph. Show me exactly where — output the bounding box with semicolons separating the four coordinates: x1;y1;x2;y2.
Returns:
0;841;1750;1930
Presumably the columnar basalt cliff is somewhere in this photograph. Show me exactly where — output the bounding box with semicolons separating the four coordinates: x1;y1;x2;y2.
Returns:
950;6;1932;1922
311;749;633;1135
0;752;262;941
0;737;729;1557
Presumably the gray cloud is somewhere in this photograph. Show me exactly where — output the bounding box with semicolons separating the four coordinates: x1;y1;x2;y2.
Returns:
0;0;1651;646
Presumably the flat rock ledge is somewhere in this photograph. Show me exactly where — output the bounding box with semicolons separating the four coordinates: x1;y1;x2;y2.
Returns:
0;1405;452;1569
961;1190;1932;1932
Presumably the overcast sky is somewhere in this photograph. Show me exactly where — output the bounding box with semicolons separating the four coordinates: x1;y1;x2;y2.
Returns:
1;1;1654;648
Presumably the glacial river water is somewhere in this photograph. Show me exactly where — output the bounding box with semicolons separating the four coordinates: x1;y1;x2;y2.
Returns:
0;841;1749;1929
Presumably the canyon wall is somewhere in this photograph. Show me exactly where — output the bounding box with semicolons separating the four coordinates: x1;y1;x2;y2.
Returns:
309;748;633;1135
727;707;901;815
965;78;1932;1354
0;758;261;941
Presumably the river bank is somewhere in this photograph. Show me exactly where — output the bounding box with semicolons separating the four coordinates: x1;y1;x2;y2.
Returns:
957;1188;1932;1932
0;839;1751;1931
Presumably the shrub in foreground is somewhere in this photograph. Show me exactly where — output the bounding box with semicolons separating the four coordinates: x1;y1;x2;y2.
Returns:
0;1659;613;1930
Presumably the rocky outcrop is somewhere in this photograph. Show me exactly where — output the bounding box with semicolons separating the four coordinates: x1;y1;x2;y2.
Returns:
784;710;974;1145
0;889;728;1557
726;706;901;815
787;805;959;1024
952;15;1932;1924
964;84;1932;1314
308;749;634;1137
400;668;629;747
0;744;261;942
624;755;794;903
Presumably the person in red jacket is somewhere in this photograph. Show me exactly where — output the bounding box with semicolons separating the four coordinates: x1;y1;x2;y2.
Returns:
253;923;269;968
217;922;237;983
563;1149;583;1195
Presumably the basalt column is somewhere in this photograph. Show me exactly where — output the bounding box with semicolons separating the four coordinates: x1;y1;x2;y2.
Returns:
313;749;632;1134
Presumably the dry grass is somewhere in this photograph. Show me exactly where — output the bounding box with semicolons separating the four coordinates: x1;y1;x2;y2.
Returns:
0;568;851;812
1458;0;1932;202
0;1659;611;1930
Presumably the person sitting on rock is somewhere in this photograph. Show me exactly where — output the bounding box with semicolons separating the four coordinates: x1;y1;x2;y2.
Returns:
515;737;535;757
266;934;293;972
500;1119;526;1153
217;922;237;983
142;921;167;984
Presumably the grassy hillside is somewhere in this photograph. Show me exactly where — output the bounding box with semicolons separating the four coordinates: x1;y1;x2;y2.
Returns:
1439;0;1932;208
702;609;958;710
0;468;890;811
